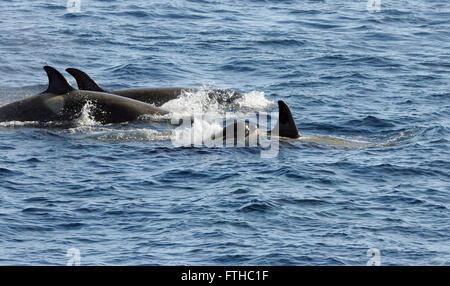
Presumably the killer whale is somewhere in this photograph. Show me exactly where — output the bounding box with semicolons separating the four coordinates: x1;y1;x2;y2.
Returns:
211;100;301;141
65;68;242;107
0;66;169;124
212;101;373;147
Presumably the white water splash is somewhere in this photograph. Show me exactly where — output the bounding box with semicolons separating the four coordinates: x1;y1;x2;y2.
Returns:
161;86;274;146
161;86;274;115
0;120;40;127
161;85;220;116
73;101;99;127
236;91;275;110
161;86;229;145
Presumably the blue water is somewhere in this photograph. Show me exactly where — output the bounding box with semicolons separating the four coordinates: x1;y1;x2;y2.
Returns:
0;0;449;265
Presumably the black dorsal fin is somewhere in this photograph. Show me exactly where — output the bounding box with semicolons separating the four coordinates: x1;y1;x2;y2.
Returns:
271;100;301;138
66;68;107;92
44;66;75;94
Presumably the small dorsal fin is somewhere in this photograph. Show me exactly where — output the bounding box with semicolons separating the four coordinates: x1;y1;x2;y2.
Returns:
44;66;75;94
271;100;301;138
66;68;107;92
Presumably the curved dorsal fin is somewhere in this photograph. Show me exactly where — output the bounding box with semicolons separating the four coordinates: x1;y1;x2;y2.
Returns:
271;100;301;138
43;66;75;94
66;68;107;92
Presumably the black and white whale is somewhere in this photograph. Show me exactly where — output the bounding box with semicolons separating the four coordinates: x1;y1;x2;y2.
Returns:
65;68;242;107
211;100;301;142
0;66;169;124
210;101;369;147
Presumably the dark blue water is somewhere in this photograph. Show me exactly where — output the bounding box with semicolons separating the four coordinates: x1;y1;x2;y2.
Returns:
0;0;449;265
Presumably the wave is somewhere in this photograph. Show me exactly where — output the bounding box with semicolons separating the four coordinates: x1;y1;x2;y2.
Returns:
346;115;396;128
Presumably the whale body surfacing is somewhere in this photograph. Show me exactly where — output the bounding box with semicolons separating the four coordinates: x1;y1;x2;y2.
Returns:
0;66;169;124
65;68;242;107
211;100;301;143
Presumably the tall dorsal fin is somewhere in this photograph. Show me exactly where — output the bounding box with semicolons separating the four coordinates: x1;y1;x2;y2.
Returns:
44;66;75;94
66;68;107;92
271;100;301;138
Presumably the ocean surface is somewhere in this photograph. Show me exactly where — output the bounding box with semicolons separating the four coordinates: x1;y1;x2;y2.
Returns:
0;0;449;265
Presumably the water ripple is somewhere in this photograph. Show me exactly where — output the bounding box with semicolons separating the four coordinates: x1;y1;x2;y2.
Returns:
0;0;448;266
